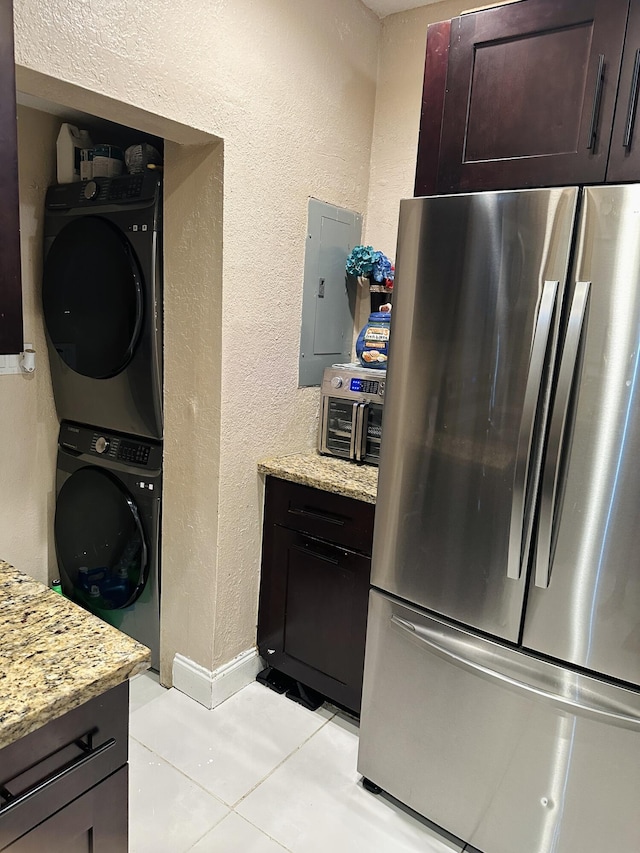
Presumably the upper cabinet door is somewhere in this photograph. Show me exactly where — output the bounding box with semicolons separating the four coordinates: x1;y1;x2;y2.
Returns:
0;0;22;355
414;19;451;197
436;0;630;194
607;2;640;181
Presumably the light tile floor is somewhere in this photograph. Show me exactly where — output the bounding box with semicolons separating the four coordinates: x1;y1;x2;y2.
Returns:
129;673;467;853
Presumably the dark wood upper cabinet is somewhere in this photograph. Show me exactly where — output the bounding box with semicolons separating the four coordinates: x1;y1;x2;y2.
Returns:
607;2;640;180
414;19;451;197
419;0;631;195
0;0;22;355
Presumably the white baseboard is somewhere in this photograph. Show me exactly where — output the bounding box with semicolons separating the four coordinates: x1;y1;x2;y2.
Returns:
172;648;263;710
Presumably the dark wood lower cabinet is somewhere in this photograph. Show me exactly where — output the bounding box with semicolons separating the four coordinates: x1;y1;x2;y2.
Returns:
0;683;129;852
258;476;375;714
4;768;127;853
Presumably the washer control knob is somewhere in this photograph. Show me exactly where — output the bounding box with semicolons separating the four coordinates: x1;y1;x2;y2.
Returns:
83;180;99;200
95;436;110;454
330;376;343;389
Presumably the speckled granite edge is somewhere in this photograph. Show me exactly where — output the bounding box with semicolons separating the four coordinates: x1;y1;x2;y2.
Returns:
258;452;378;504
0;561;150;750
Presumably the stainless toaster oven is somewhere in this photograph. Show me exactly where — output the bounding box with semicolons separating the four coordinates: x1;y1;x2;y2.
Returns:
318;365;386;465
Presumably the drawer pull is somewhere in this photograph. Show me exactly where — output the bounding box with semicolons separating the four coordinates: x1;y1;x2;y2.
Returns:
287;507;346;526
293;542;341;565
0;737;116;816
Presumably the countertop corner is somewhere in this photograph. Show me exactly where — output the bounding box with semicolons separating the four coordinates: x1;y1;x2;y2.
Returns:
258;451;378;504
0;560;150;750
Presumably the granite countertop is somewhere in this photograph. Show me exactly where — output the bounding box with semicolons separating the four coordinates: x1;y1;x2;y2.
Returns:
258;452;378;504
0;561;150;750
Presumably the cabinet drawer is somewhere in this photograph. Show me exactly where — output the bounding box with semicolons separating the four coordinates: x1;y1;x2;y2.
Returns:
0;683;128;850
264;476;375;555
3;767;127;853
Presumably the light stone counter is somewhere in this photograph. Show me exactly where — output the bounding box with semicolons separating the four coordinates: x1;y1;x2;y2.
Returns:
0;561;150;750
258;452;378;504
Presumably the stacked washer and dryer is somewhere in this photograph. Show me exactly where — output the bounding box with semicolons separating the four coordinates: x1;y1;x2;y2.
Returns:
43;172;163;669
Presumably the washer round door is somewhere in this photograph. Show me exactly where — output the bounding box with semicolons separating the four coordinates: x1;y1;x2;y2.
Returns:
43;216;144;379
55;466;148;611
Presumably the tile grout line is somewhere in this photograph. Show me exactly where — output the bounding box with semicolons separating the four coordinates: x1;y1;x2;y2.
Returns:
129;699;336;812
129;731;230;852
184;812;296;853
230;811;296;853
228;710;362;853
129;733;231;814
130;706;332;853
184;820;226;853
230;708;337;810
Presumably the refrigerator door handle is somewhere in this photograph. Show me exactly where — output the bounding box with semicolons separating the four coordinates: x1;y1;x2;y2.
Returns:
390;613;640;730
535;281;591;589
507;280;559;580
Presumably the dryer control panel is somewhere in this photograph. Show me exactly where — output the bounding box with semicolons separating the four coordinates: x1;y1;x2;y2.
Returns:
59;421;162;470
46;172;160;209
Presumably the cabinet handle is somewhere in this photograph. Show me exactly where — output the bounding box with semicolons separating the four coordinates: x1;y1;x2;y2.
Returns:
624;49;640;149
287;507;346;526
0;737;116;816
587;54;605;150
293;541;341;565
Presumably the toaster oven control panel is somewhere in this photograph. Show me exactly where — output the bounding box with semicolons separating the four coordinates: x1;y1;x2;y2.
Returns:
349;377;384;395
321;368;386;401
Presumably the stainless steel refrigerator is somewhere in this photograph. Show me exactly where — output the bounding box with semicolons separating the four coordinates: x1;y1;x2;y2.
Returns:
358;185;640;853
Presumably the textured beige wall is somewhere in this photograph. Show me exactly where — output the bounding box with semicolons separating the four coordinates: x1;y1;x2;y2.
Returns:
6;0;513;681
0;105;59;583
161;139;224;677
13;0;379;680
364;0;470;256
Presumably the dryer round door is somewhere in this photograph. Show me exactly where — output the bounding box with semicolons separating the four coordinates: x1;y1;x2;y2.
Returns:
43;216;144;379
55;466;149;611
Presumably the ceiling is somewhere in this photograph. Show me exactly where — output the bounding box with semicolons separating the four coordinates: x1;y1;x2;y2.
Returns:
361;0;442;17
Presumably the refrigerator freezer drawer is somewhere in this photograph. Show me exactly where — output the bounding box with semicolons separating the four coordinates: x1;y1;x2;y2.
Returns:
358;590;640;853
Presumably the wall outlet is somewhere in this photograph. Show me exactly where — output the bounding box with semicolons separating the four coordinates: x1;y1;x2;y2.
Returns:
0;343;34;375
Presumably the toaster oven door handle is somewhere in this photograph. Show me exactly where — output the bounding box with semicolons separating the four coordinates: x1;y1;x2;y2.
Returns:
319;395;330;455
349;401;359;460
355;402;368;462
